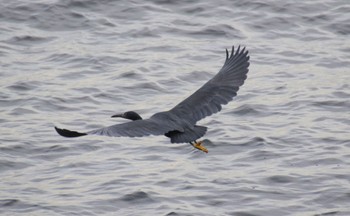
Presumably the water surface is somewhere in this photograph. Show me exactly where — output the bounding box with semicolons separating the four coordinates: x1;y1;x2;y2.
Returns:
1;0;349;215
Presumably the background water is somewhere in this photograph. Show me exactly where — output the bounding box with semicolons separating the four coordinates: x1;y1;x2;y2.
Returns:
1;0;349;215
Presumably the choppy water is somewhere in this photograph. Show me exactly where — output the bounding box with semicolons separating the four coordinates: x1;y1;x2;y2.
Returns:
1;0;350;215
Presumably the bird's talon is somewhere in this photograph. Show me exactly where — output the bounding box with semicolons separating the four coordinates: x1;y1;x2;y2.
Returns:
192;141;208;153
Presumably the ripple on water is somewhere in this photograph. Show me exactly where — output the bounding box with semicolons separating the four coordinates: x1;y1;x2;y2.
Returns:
120;191;154;203
6;81;41;91
188;24;245;39
0;159;32;172
6;35;56;47
230;104;265;117
265;175;295;184
0;199;44;214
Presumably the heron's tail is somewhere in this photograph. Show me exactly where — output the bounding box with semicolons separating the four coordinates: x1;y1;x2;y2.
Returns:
55;126;87;138
167;125;207;143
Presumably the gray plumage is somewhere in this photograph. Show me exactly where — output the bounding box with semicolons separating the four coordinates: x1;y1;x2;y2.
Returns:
55;46;250;144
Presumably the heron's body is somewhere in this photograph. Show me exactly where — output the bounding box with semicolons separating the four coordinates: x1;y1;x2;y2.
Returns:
55;46;250;153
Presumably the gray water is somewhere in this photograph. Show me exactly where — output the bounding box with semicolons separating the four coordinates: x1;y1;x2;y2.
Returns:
1;0;350;215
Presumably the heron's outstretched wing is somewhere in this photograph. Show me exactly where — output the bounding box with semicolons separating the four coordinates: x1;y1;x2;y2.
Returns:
87;118;177;137
55;118;178;138
170;46;249;125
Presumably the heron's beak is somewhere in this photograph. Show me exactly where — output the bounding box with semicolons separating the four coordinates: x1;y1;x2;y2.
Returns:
111;114;123;118
192;141;208;153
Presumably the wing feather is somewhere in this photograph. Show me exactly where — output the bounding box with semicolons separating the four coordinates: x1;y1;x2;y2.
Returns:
87;119;175;138
170;46;249;124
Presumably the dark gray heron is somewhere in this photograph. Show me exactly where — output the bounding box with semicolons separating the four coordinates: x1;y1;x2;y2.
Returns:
55;46;250;153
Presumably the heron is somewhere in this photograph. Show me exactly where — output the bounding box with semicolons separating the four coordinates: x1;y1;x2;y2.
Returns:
55;46;250;153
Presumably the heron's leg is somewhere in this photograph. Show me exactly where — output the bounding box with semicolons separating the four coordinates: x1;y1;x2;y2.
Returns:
190;140;208;153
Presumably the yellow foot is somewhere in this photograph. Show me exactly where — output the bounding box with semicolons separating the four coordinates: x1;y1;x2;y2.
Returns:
191;140;208;153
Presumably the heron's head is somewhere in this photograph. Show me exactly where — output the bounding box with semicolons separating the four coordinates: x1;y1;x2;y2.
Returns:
111;111;142;121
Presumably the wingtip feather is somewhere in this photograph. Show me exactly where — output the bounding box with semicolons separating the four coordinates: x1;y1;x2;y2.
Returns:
55;126;87;138
230;46;235;58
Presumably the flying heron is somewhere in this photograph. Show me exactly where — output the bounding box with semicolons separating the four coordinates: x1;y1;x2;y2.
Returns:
55;46;250;153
